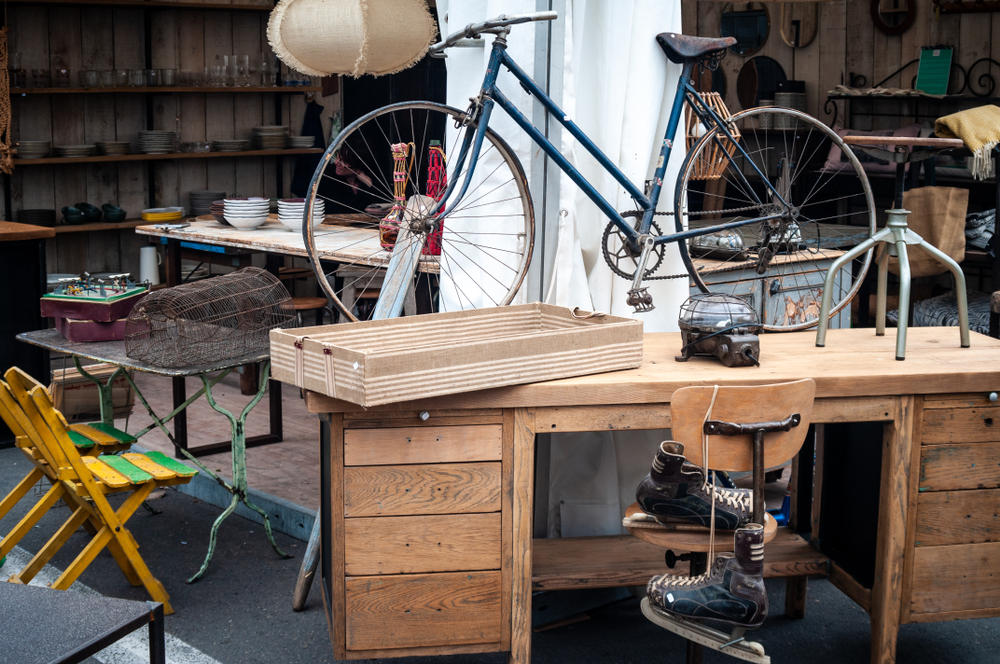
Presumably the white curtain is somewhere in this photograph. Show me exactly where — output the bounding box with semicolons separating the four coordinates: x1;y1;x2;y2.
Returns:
436;1;685;537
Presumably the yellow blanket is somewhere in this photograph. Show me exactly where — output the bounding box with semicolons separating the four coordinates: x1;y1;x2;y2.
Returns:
935;105;1000;180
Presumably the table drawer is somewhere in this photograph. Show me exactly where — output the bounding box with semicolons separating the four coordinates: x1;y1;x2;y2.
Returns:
344;424;502;465
345;513;501;575
919;443;1000;492
915;489;1000;547
922;402;1000;445
345;570;502;651
910;542;1000;616
344;462;502;517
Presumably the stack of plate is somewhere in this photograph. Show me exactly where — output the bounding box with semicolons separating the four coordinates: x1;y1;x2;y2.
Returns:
277;197;325;232
223;197;270;229
54;144;96;158
17;140;51;159
212;139;248;152
253;125;289;149
209;200;227;225
138;130;177;154
190;190;226;216
97;141;130;156
288;135;316;149
141;206;184;222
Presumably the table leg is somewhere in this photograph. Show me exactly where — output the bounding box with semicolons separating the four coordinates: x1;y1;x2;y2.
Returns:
148;601;166;664
188;361;290;583
870;396;915;664
72;358;125;426
509;408;535;664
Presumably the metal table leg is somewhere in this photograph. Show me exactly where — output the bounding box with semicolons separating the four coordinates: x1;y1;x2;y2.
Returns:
189;360;290;583
72;358;125;426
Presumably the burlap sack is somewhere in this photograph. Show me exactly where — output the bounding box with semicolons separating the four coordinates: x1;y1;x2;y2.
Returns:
885;186;969;278
267;0;436;78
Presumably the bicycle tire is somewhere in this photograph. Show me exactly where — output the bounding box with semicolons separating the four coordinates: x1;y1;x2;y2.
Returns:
302;101;535;322
673;106;876;331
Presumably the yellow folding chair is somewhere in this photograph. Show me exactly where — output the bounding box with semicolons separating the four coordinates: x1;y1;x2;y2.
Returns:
1;373;197;614
0;368;134;543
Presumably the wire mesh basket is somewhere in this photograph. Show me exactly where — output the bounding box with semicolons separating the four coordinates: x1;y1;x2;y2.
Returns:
124;267;297;368
685;92;740;181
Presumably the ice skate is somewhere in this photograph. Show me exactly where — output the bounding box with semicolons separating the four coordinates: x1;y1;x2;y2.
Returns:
635;441;752;530
642;523;769;663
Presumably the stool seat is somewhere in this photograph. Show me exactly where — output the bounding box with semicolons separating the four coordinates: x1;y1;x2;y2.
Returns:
291;296;327;311
278;267;312;281
622;502;778;552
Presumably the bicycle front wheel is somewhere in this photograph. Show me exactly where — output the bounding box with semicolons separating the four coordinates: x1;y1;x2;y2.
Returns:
674;106;876;331
303;101;534;322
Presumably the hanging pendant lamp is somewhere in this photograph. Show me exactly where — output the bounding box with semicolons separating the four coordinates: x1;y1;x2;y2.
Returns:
267;0;436;78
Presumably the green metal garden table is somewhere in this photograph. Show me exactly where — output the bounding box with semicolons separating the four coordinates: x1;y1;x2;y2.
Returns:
16;328;290;582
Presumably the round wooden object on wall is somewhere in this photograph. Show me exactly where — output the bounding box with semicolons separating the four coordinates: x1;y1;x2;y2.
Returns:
736;56;787;109
870;0;915;36
622;502;778;552
779;1;819;48
720;2;770;57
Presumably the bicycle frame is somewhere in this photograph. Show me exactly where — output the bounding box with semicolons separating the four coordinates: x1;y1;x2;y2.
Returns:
438;34;791;252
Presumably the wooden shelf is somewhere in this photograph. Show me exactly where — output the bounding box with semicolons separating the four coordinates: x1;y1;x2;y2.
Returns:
14;148;323;166
531;530;829;591
53;219;147;234
13;86;319;95
5;0;274;11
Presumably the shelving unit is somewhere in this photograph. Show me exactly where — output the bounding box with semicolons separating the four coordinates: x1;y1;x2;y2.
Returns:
15;148;323;166
13;86;320;95
6;0;273;11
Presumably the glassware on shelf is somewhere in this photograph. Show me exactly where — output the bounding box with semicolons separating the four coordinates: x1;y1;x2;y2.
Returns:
128;69;145;87
146;69;160;87
10;52;26;88
236;55;251;87
98;70;114;88
51;56;71;88
31;69;51;88
115;69;129;88
258;53;274;86
160;69;176;86
80;70;100;88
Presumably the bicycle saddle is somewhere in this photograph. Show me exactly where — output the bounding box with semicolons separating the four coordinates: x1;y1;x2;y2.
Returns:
656;33;736;64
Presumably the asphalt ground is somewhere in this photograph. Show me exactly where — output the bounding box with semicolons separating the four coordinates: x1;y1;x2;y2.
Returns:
1;445;998;664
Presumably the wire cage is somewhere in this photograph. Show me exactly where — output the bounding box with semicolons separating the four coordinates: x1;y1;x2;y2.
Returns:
124;267;297;368
676;293;761;367
685;92;740;181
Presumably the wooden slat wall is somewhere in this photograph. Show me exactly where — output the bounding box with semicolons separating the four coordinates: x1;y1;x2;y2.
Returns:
8;3;330;277
681;0;996;129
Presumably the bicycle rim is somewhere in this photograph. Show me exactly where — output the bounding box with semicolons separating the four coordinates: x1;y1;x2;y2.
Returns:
674;106;876;331
303;101;534;322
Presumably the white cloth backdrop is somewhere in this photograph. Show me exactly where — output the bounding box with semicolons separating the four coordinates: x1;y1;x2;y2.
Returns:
436;0;685;537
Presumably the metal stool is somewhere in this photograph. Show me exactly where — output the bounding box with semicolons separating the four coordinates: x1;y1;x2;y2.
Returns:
816;208;970;360
291;296;328;326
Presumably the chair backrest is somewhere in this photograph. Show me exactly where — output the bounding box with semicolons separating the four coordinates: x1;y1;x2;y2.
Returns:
670;378;816;472
0;375;65;474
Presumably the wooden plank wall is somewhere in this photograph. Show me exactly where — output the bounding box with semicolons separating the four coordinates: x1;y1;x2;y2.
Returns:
7;3;332;277
681;0;1000;130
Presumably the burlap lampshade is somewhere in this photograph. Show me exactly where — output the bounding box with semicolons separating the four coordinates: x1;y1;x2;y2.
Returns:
267;0;436;78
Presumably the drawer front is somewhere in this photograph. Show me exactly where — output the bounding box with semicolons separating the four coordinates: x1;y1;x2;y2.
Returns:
344;424;502;466
910;542;1000;615
916;489;1000;547
344;462;501;517
345;570;502;651
922;403;1000;445
345;513;501;575
919;443;1000;492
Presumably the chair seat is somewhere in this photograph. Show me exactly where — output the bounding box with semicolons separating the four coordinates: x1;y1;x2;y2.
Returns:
291;296;327;311
656;33;735;64
622;502;777;552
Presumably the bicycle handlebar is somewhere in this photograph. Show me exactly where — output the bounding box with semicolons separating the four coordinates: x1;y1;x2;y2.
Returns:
429;11;558;54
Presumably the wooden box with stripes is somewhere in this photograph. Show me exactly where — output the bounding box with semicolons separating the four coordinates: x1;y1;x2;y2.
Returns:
269;303;643;407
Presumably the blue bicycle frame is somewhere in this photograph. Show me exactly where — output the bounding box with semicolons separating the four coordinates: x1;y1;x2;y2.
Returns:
437;34;790;254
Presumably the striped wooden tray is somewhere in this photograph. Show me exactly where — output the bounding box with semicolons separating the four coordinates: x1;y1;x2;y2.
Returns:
269;303;643;407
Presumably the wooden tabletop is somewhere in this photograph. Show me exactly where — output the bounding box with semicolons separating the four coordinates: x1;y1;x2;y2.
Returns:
136;217;440;273
306;327;1000;412
0;220;56;241
843;136;966;149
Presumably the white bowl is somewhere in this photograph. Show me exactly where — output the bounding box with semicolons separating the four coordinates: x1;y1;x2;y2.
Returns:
224;215;268;229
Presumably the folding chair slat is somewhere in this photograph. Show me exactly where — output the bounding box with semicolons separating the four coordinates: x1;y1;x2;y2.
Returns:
141;450;198;477
67;428;97;450
120;453;179;481
80;457;133;488
69;423;127;448
84;422;136;445
98;455;156;483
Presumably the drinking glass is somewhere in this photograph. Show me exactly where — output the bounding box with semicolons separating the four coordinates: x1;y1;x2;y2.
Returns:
236;54;251;87
98;70;114;87
129;69;145;87
115;69;129;87
146;69;160;87
160;69;176;86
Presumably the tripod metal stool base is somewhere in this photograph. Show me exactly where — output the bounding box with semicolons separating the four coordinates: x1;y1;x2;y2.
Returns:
816;208;971;360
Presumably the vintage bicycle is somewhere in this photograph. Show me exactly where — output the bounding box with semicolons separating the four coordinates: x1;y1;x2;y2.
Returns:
301;11;876;330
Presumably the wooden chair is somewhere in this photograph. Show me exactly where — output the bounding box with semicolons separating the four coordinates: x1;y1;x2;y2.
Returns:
0;369;135;557
0;370;197;614
623;378;816;663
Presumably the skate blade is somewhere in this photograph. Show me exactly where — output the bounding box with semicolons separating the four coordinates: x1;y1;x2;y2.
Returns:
640;598;770;664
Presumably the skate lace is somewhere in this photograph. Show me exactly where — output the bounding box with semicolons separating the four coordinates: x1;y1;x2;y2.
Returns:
703;482;752;511
668;571;712;587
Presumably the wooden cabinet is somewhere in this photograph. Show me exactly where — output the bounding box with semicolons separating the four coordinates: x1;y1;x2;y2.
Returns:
326;413;512;659
905;394;1000;621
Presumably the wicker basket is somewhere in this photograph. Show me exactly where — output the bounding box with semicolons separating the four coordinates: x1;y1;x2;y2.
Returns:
685;92;740;181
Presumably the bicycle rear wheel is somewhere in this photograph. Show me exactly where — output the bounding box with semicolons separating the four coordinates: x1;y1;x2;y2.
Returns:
303;101;534;322
674;106;876;331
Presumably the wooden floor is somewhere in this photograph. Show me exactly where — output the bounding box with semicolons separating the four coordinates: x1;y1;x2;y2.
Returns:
107;368;321;511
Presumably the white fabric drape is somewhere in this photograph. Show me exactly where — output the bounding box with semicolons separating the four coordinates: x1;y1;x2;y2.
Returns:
436;1;685;537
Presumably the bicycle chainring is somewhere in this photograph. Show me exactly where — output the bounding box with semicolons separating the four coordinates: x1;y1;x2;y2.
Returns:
602;219;666;280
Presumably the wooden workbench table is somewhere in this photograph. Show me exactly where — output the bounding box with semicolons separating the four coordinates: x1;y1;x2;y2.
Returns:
306;327;1000;664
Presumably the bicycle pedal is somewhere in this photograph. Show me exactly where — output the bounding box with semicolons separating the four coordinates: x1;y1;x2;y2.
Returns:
628;287;654;313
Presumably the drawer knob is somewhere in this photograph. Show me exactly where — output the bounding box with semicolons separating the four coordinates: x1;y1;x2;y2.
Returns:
990;392;998;402
419;410;430;421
